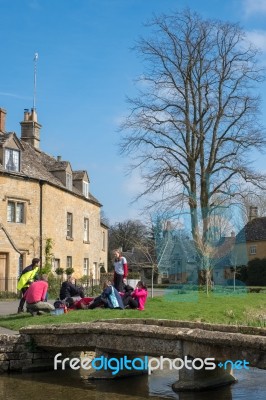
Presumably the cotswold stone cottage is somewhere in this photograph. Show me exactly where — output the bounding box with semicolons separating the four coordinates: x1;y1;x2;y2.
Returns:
0;107;108;291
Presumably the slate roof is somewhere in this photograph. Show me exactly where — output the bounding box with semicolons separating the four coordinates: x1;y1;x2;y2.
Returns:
73;170;87;180
122;248;152;267
213;219;266;268
47;161;70;172
236;217;266;243
214;236;236;259
0;133;101;206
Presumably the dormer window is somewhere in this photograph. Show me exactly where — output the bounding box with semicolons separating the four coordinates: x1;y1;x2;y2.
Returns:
66;172;72;190
83;181;89;198
4;148;20;172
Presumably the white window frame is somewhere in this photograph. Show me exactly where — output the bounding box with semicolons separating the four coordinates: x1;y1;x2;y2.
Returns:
250;245;257;255
53;258;60;273
67;212;73;238
66;172;72;190
83;181;89;198
83;258;89;276
66;256;72;269
7;201;25;223
4;148;20;172
84;218;89;242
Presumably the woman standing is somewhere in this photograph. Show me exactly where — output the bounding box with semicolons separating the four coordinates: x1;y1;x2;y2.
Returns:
113;249;128;292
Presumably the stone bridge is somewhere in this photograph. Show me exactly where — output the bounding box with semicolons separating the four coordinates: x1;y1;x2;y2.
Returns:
20;319;266;391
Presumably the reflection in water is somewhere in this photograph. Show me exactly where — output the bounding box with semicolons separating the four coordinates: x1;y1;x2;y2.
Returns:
0;367;265;400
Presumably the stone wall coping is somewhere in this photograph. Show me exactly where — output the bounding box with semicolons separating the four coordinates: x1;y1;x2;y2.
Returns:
100;318;266;336
19;318;266;336
19;320;266;350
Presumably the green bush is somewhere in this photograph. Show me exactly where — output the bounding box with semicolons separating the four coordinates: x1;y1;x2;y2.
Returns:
0;291;19;300
47;274;61;299
55;267;64;276
247;258;266;286
78;275;91;284
41;263;52;275
127;272;140;279
65;267;75;276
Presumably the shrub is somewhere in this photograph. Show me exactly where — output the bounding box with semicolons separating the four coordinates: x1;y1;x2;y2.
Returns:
0;291;19;300
55;267;64;276
247;258;266;286
65;267;75;276
47;273;61;299
41;263;52;275
127;272;141;279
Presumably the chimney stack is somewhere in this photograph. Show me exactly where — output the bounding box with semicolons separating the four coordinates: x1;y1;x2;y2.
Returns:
0;108;7;133
20;108;42;149
57;156;62;162
249;206;258;221
166;220;172;231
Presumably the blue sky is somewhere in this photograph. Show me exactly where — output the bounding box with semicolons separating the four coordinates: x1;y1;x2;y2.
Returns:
1;0;266;224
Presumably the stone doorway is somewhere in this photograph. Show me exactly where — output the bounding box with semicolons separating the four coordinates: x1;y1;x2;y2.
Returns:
0;253;9;291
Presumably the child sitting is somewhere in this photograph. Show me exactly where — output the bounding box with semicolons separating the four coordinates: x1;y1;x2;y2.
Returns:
123;281;147;310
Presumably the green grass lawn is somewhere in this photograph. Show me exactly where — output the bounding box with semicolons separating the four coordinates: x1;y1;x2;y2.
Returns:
0;291;266;331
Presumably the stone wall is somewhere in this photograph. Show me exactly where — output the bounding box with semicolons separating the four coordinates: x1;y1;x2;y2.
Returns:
0;174;108;284
0;333;57;373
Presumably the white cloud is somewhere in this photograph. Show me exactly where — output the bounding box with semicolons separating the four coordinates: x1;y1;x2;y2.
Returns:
246;30;266;52
243;0;266;16
123;170;144;196
113;114;126;127
0;92;31;100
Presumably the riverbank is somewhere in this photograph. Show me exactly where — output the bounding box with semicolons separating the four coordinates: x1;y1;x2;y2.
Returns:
0;292;266;331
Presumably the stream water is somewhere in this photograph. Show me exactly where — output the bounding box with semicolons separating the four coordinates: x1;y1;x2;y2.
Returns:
0;366;265;400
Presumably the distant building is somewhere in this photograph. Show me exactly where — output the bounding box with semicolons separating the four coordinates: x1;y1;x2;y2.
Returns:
140;207;266;285
214;207;266;283
0;107;108;291
155;224;198;284
122;247;157;284
237;208;266;261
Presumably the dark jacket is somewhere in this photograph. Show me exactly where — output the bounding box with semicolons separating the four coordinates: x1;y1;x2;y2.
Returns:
101;285;124;309
59;281;84;300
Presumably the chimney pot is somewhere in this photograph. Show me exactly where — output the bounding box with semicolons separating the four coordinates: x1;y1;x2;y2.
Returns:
249;206;258;221
24;109;30;121
57;156;62;162
31;108;37;122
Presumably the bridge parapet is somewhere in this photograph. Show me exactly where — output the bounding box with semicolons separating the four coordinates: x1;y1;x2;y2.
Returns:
20;319;266;369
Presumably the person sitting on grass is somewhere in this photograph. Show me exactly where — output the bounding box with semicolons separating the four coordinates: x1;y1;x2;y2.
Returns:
24;274;55;316
123;281;148;311
59;275;85;302
67;296;95;310
120;282;134;300
81;280;124;310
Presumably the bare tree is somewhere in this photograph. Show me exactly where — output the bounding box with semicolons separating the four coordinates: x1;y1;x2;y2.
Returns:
120;9;266;259
108;218;157;268
108;219;148;253
100;209;110;226
239;191;266;223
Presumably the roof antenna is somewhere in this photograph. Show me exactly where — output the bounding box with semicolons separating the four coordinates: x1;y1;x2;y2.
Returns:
33;52;38;110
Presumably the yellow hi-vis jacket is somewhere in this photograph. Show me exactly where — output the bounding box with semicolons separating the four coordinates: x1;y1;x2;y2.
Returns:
17;266;39;291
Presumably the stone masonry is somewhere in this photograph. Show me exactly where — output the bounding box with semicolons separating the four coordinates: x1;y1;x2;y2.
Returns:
0;333;58;373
